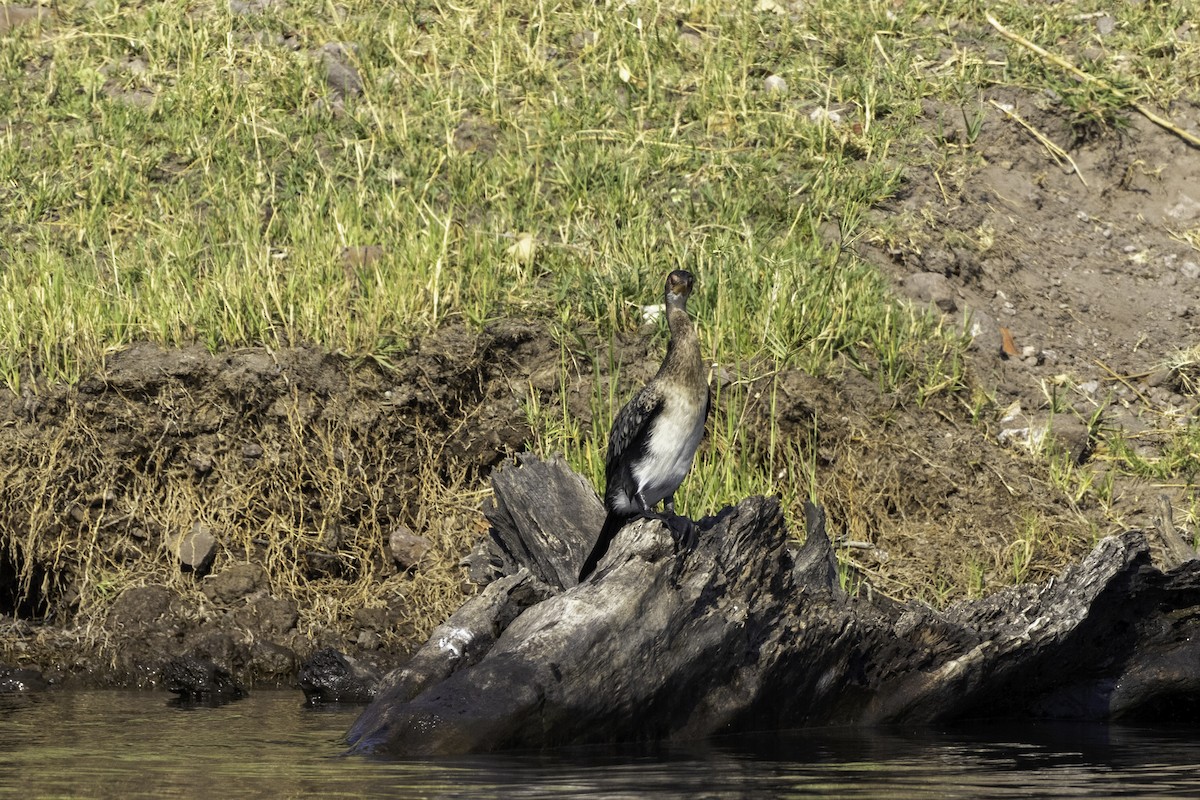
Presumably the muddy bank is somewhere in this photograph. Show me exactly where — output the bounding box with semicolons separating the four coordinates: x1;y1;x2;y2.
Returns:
0;323;549;686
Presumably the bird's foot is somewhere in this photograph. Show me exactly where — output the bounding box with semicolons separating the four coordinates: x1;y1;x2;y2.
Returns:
663;514;699;554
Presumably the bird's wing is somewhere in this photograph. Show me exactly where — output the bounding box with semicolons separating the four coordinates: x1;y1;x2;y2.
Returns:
606;383;663;475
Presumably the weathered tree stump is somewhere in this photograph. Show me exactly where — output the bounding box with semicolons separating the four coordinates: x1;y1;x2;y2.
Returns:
347;455;1200;755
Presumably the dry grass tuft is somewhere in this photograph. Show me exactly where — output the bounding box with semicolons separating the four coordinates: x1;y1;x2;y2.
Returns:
0;366;485;656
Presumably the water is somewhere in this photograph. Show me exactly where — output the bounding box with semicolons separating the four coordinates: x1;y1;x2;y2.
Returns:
1;690;1198;799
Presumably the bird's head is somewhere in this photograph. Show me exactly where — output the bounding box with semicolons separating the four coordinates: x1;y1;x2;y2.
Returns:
665;270;695;307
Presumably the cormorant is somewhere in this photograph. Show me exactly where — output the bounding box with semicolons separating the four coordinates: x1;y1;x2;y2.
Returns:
578;269;709;582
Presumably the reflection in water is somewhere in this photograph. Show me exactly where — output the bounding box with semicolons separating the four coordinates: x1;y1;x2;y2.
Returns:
0;691;1198;799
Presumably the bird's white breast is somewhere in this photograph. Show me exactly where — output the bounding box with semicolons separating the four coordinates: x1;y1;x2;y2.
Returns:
633;393;705;508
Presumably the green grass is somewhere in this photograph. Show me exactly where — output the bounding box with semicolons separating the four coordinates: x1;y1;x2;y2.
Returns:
0;0;959;391
4;0;1190;383
4;0;1192;387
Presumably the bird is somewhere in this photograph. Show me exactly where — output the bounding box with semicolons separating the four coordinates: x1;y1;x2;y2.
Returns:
578;269;710;582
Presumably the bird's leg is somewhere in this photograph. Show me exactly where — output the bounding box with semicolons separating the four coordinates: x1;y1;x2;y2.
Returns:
658;494;698;554
634;492;696;553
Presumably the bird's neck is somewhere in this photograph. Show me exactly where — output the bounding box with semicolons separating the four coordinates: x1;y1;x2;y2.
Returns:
658;302;703;388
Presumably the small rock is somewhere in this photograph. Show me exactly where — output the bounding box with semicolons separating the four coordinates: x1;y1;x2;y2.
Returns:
247;596;299;635
528;364;559;392
999;399;1023;426
123;57;148;76
764;74;788;95
389;525;431;569
161;656;246;704
190;453;213;475
242;443;263;459
459;539;507;585
998;423;1048;452
1144;369;1174;388
202;562;265;604
1096;14;1116;36
964;308;1002;353
321;42;363;98
173;523;217;574
353;607;388;631
900;272;957;313
1182;261;1200;280
298;648;381;705
1050;416;1093;464
108;585;176;628
0;664;48;692
249;641;297;679
678;27;703;49
1165;193;1200;223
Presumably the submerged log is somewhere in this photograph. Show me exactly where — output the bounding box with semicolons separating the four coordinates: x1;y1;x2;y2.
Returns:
347;455;1200;755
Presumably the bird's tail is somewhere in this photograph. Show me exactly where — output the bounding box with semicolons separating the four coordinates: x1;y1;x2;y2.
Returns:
578;510;631;582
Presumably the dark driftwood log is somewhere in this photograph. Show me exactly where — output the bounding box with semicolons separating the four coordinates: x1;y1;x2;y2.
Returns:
347;455;1200;755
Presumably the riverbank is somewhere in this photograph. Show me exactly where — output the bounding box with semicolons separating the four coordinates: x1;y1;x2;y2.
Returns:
2;1;1199;687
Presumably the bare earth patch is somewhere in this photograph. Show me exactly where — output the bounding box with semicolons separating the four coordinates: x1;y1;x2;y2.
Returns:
869;91;1200;556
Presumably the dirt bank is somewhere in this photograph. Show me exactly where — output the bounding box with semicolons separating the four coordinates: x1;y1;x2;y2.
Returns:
868;91;1200;546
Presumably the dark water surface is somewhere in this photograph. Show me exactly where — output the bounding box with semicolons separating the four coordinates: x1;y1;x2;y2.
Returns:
1;690;1198;799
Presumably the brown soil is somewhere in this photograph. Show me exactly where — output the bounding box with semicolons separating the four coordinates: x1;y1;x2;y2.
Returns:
867;92;1200;546
3;90;1198;688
